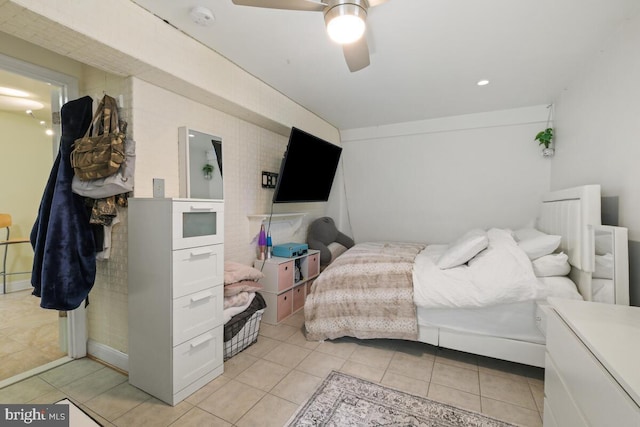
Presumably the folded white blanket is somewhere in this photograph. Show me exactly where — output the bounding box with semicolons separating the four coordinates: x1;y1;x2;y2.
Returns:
413;228;545;308
224;291;251;309
223;292;256;324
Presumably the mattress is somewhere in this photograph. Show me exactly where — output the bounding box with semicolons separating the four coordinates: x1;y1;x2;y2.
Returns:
416;300;545;344
416;275;583;344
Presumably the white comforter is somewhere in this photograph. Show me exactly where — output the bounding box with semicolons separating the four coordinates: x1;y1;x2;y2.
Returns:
413;228;546;308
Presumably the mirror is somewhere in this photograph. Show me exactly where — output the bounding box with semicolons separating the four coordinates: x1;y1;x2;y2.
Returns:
591;225;629;305
178;127;223;199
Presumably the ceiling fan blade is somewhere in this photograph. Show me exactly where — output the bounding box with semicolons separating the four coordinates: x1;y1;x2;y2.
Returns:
366;0;388;7
231;0;326;11
343;37;370;72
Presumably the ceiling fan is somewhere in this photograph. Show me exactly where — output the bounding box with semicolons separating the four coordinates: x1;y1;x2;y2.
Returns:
231;0;388;72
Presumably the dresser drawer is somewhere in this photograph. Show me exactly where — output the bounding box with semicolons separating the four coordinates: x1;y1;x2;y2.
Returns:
172;200;224;249
293;284;306;312
544;353;587;427
307;253;319;278
172;245;223;298
277;290;293;322
173;286;223;344
277;261;294;292
543;398;559;427
173;326;223;393
547;310;640;426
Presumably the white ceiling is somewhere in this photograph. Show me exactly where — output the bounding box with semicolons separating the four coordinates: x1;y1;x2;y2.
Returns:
0;69;51;115
130;0;640;130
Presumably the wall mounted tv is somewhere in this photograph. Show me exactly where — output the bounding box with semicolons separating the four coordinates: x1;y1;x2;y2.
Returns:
272;127;342;203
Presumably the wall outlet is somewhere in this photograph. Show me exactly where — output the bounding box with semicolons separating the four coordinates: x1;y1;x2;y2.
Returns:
153;178;165;198
262;171;278;189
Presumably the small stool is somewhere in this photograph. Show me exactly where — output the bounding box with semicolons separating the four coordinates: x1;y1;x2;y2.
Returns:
0;213;32;294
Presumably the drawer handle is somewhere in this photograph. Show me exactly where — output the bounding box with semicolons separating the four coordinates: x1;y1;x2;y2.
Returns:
190;334;213;348
284;266;289;271
191;291;213;303
189;205;215;211
190;248;214;257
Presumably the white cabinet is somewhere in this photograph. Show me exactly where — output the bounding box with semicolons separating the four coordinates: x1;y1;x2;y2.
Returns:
128;198;224;406
254;250;320;324
544;298;640;426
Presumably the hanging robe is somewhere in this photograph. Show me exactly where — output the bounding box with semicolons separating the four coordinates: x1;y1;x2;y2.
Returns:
30;95;97;310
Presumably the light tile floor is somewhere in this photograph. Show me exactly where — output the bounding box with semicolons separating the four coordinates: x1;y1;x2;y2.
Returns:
0;311;544;426
0;289;66;381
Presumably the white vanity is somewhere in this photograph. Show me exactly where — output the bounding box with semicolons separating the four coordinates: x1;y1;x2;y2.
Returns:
544;298;640;426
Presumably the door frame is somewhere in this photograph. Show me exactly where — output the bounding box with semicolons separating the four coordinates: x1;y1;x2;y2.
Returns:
0;52;86;359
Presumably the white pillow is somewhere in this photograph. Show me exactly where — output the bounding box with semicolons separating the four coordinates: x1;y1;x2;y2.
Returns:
538;276;583;300
437;229;489;269
532;252;570;277
514;227;546;242
518;234;561;260
594;234;612;255
327;242;349;263
593;253;613;279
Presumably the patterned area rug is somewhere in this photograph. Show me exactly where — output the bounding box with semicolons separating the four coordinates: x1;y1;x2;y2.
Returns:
286;371;517;427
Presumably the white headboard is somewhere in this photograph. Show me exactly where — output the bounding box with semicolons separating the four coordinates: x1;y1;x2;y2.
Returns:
537;185;601;301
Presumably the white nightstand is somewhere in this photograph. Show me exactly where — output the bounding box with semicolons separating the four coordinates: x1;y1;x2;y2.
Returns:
544;298;640;426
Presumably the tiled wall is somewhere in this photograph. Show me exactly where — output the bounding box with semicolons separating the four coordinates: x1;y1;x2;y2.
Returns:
84;77;326;354
80;68;132;353
0;0;337;359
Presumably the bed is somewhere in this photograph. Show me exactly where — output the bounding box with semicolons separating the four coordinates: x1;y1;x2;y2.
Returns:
304;185;629;367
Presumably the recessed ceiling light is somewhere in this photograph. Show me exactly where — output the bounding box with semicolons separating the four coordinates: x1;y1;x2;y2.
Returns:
45;129;54;136
0;86;30;97
477;79;490;86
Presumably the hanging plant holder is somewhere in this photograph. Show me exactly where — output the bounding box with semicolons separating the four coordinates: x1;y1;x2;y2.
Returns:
535;105;554;158
542;147;555;157
202;163;214;180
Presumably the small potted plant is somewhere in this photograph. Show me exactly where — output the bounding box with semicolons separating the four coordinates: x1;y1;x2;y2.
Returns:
535;127;554;157
202;163;214;180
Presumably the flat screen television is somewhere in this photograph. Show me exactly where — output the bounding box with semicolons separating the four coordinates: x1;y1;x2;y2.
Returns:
273;127;342;203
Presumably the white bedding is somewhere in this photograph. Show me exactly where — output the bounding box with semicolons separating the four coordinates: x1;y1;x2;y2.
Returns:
413;228;546;308
416;276;582;343
592;278;614;303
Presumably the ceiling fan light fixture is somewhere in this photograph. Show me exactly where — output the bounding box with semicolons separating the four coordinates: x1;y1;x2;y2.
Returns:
325;3;367;44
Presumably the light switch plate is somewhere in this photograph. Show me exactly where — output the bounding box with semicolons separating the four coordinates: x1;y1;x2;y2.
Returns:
153;178;165;198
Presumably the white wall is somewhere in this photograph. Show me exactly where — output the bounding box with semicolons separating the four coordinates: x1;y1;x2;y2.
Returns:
0;110;53;285
551;11;640;239
338;106;553;244
550;10;640;305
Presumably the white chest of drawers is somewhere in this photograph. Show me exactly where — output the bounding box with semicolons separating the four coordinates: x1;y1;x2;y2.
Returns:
128;198;224;405
544;298;640;426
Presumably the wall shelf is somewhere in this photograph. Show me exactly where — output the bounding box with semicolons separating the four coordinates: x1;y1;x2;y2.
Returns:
247;213;307;222
247;213;308;245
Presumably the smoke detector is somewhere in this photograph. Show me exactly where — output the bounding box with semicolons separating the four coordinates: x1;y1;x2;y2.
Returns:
190;6;214;26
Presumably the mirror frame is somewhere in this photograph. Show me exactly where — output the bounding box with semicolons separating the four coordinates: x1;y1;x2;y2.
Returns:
178;126;223;199
592;225;629;305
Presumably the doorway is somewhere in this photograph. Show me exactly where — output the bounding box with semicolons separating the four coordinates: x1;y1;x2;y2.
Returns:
0;53;86;385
